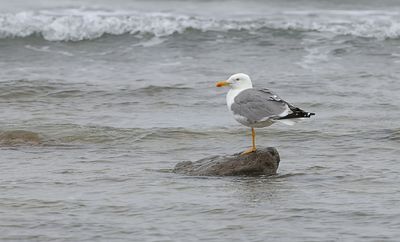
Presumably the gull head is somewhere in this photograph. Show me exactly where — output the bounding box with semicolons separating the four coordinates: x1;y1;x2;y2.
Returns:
216;73;253;90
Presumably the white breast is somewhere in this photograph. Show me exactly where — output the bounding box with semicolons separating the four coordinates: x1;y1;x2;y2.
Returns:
226;88;246;111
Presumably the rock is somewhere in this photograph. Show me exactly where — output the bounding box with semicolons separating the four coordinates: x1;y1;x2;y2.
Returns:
174;147;280;176
0;130;42;146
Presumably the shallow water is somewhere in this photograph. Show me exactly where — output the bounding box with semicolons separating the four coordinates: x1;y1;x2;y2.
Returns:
1;0;400;241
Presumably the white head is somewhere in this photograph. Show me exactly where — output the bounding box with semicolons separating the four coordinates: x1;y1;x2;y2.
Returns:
216;73;253;90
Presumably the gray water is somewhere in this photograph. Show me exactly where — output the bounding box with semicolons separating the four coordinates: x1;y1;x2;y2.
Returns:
1;0;400;241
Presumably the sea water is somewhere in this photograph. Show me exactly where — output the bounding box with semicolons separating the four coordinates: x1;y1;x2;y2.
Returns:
1;0;400;241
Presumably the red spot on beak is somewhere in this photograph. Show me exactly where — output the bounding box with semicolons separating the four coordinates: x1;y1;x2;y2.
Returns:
216;81;229;87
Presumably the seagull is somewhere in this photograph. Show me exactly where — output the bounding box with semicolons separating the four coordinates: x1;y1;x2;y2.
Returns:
216;73;315;155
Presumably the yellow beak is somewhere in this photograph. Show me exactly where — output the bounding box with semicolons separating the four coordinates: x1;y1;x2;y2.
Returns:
216;80;230;87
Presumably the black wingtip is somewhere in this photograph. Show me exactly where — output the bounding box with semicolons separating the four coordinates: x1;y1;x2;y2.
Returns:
308;112;315;117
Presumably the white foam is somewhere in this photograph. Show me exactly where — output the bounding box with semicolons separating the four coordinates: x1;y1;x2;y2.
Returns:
24;44;74;56
0;9;400;41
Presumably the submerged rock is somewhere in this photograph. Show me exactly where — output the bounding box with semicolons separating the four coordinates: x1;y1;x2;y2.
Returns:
0;130;42;146
174;147;280;176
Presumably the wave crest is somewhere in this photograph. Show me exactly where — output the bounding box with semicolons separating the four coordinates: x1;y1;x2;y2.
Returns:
0;9;234;41
1;9;400;41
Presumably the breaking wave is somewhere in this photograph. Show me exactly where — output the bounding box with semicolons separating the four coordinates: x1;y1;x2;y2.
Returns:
0;9;400;41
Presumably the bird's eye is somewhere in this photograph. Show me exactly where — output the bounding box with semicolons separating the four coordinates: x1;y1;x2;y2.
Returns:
236;78;240;81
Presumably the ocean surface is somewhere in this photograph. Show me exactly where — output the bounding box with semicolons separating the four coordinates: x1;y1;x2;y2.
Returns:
1;0;400;241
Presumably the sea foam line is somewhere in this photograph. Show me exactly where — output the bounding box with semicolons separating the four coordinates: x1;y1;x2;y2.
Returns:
0;9;400;41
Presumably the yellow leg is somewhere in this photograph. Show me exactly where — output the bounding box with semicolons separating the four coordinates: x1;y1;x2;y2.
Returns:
241;128;257;155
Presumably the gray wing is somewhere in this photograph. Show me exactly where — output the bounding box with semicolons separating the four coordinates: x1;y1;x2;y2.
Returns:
231;88;289;123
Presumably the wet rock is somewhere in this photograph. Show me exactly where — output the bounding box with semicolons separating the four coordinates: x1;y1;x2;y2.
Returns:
174;147;280;176
0;130;42;146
